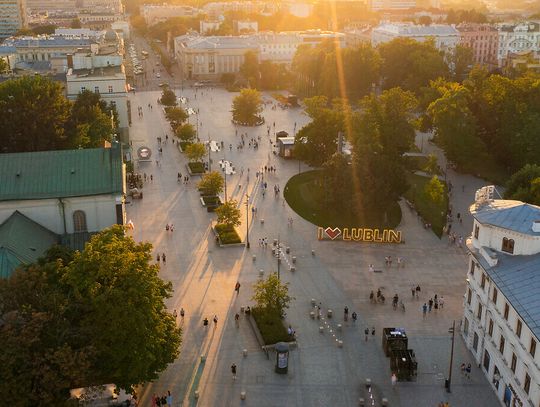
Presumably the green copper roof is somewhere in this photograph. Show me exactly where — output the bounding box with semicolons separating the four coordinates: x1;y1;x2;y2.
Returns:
0;145;123;201
0;211;59;278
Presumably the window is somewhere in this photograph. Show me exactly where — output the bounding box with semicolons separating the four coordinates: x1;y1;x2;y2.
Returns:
477;303;483;320
81;86;86;92
502;237;514;254
464;318;469;335
94;86;100;94
473;332;479;351
488;319;494;336
108;85;113;93
492;287;498;304
504;303;509;320
530;338;536;358
499;335;505;354
467;288;472;305
470;261;476;274
524;373;531;394
511;353;517;373
483;350;491;371
481;273;486;289
516;320;522;338
474;224;480;239
73;210;87;232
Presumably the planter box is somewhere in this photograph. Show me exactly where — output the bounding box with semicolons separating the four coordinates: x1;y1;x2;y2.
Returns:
212;224;242;246
186;162;205;175
200;195;221;207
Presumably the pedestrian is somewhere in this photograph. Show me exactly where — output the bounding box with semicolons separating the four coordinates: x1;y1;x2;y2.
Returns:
235;313;240;327
369;264;374;273
466;363;471;379
180;308;185;318
173;309;178;320
391;372;397;389
352;311;357;323
460;363;466;376
428;298;433;312
166;224;170;231
235;281;241;294
364;327;369;341
160;395;166;406
152;394;158;407
162;253;166;263
411;287;415;298
422;303;427;318
231;363;237;380
156;395;162;407
203;317;209;327
371;327;375;336
213;315;218;327
156;253;160;262
344;306;349;321
150;174;153;182
170;224;174;232
439;296;444;309
166;390;172;407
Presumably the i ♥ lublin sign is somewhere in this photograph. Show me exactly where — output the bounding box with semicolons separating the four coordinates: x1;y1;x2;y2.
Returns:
317;227;402;243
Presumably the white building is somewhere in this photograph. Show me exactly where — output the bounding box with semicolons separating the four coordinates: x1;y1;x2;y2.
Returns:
463;186;540;407
371;23;459;51
234;20;258;34
369;0;416;11
199;20;221;34
0;0;27;39
0;145;126;272
498;22;540;67
140;4;199;26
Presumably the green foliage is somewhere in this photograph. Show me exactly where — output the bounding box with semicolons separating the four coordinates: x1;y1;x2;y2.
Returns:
147;16;201;42
130;15;147;35
214;223;241;244
239;51;260;87
31;24;57;35
445;9;488;24
251;307;290;345
188;161;205;173
215;200;241;228
70;18;82;28
448;44;474;81
0;226;181;404
251;272;294;318
198;171;224;195
0;76;71;153
322;153;353;211
379;38;448;94
231;88;263;125
185;142;206;163
159;88;177;106
165;106;188;128
424;154;440;175
175;123;196;142
504;164;540;205
221;73;236;85
424;175;445;204
0;57;8;73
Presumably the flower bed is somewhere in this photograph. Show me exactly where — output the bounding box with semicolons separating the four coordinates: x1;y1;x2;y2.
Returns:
214;223;241;244
251;307;290;345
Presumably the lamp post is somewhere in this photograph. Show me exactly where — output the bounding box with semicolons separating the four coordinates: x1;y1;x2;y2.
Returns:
223;153;228;203
276;237;281;280
245;194;250;249
446;320;456;393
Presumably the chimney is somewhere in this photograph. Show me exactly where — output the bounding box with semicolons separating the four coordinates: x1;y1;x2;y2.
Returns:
533;221;540;233
67;53;73;69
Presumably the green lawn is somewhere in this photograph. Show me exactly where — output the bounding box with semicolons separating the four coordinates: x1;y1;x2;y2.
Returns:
404;173;448;237
252;307;290;345
188;162;205;174
215;224;241;244
284;170;401;229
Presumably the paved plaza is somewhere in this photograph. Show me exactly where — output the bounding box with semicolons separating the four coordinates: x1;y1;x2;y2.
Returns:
125;83;500;407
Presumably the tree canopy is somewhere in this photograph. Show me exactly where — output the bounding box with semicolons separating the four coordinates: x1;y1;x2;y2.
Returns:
231;88;263;125
185;142;206;163
0;226;181;405
504;164;540;205
215;200;242;228
252;272;294;317
198;170;224;195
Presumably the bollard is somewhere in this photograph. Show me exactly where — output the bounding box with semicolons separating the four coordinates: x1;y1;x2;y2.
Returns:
194;390;199;399
327;309;333;318
271;248;276;255
358;398;365;407
286;246;290;254
240;391;246;400
319;326;324;333
290;266;296;272
200;355;206;363
338;340;343;348
311;249;315;256
273;239;278;246
382;398;388;406
292;256;297;263
252;255;256;262
337;323;342;331
243;349;248;357
259;269;264;277
365;378;372;388
311;298;316;306
241;306;245;313
260;219;264;224
310;311;315;319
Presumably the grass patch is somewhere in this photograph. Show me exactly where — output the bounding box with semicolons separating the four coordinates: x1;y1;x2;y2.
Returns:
404;173;448;237
202;195;221;205
178;141;192;152
251;307;290;345
188;162;205;174
284;170;401;229
215;224;241;244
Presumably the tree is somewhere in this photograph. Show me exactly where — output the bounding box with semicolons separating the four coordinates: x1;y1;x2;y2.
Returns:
424;176;445;204
418;15;432;25
0;227;181;403
215;200;242;228
379;38;448;94
0;76;71;153
231;88;263;125
252;272;294;318
70;18;82;28
0;57;8;74
322;153;353;211
185;142;206;163
165;106;188;128
175;123;196;142
504;164;540;205
198;171;224;196
239;51;260;87
159;88;177;106
448;44;474;81
424;154;439;175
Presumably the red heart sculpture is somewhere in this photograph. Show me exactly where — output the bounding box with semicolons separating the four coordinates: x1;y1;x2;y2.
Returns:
324;227;342;240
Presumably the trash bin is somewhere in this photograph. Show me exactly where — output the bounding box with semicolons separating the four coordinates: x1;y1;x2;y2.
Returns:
275;342;290;374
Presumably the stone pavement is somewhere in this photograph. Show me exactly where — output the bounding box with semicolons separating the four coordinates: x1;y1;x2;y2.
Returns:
125;86;500;407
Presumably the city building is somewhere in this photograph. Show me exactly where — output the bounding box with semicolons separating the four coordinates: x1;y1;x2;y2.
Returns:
0;0;27;40
371;22;459;51
203;1;278;20
200;20;220;34
234;20;258;34
0;144;126;277
174;30;346;79
457;23;499;69
369;0;416;11
462;186;540;407
503;50;540;75
344;26;372;48
26;0;121;13
140;4;199;26
498;22;540;67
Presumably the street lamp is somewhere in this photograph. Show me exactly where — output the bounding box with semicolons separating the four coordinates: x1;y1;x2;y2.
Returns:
245;194;250;249
446;320;456;393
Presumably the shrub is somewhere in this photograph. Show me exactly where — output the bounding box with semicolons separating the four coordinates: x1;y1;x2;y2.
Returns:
251;307;290;345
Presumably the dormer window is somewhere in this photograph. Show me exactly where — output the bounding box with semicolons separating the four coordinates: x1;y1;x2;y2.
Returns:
501;237;514;254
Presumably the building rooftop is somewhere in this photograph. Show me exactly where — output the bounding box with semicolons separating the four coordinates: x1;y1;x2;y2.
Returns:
474;249;540;341
68;65;125;78
499;22;540;33
373;23;459;36
470;200;540;236
179;36;260;50
0;145;123;201
4;36;96;48
0;211;59;278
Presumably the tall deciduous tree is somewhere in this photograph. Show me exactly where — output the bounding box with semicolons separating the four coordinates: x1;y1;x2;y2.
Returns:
231;88;263;125
160;88;177;106
198;171;224;195
215;200;241;228
239;51;260;87
252;272;294;317
0;76;71;153
165;106;188;128
175;123;196;142
504;164;540;205
185;142;206;163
